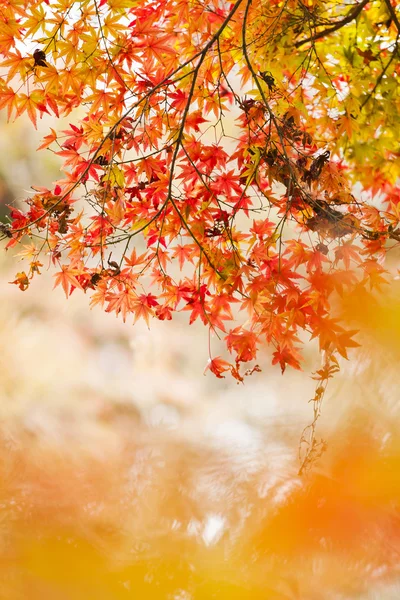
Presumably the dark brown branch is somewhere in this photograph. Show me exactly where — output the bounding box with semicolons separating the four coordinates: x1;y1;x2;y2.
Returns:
383;0;400;33
360;43;399;109
295;0;369;48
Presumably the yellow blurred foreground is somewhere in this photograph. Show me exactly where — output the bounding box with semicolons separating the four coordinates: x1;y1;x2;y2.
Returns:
0;269;400;599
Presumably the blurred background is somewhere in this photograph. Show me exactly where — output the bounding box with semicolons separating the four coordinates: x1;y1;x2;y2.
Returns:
0;112;400;599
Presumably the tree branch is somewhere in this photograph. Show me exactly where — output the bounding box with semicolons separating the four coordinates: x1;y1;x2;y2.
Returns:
384;0;400;33
295;0;369;48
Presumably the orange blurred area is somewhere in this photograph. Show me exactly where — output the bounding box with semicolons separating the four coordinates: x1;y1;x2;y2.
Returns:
341;278;400;353
1;394;400;599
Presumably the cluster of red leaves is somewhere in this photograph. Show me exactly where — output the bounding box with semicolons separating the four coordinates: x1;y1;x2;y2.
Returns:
1;0;399;379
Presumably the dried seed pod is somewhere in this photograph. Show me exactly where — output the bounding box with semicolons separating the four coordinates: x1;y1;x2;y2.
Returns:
33;49;47;67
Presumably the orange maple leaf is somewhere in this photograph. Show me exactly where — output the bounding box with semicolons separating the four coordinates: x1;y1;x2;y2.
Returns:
131;293;158;327
204;356;232;378
54;265;84;298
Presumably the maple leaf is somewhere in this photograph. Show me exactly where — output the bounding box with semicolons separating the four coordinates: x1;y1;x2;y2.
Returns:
0;87;18;121
10;271;29;291
212;170;242;197
226;327;258;363
135;34;177;61
105;286;136;323
272;346;302;374
362;260;389;290
16;91;46;128
204;356;232;379
155;305;173;320
172;244;195;270
24;6;47;36
170;89;189;112
185;300;207;326
336;330;360;360
37;127;58;150
131;293;158;327
334;243;361;269
124;247;147;268
0;50;31;82
184;111;209;132
54;264;84;298
89;280;108;310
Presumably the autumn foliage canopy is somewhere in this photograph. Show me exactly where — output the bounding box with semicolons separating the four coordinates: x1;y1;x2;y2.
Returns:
1;0;400;383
